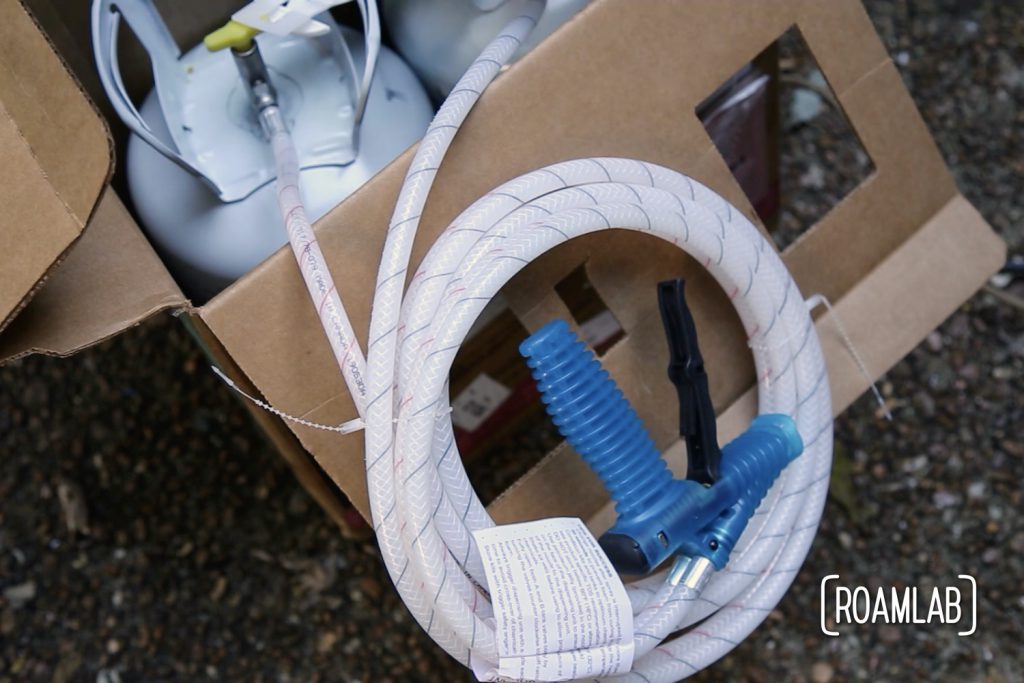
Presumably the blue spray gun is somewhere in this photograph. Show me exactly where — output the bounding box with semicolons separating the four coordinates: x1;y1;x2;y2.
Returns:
520;279;803;575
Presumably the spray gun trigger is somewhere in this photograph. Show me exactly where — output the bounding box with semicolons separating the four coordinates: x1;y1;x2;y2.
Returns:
658;279;722;485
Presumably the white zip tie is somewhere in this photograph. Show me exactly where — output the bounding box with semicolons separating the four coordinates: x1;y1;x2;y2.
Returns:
211;365;366;434
804;293;893;421
211;366;454;433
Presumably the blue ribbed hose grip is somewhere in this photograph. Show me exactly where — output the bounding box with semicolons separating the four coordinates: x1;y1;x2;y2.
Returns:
519;320;677;520
707;414;804;567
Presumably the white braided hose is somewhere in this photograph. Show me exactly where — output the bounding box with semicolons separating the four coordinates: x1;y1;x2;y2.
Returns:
269;1;833;679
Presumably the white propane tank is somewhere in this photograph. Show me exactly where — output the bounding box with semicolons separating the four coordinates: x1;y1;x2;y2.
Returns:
381;0;589;99
93;1;433;301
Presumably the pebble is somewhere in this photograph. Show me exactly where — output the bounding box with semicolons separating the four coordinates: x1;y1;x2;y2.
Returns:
912;391;936;418
878;625;902;644
932;491;961;509
2;581;36;608
316;630;340;655
210;576;228;602
811;661;834;683
1009;532;1024;553
903;454;929;472
96;670;122;683
925;358;955;391
959;363;980;381
992;366;1014;380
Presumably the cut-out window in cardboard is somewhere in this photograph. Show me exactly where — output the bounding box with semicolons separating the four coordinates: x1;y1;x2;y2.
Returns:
699;26;876;251
554;264;625;357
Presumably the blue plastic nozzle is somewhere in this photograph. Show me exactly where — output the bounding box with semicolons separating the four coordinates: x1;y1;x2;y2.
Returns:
520;319;803;574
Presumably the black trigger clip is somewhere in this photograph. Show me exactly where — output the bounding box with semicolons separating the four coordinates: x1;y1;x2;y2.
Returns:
657;278;722;485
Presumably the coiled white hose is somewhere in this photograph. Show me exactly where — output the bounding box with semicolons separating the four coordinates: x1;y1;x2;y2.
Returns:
268;1;833;679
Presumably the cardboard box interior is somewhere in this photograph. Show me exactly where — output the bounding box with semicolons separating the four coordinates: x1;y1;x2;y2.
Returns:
0;0;1006;532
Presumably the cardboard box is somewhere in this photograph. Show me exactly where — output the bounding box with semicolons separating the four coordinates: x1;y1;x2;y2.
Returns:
0;0;1006;533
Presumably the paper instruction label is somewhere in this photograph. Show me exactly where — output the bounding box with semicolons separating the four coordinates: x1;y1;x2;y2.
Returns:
471;518;634;682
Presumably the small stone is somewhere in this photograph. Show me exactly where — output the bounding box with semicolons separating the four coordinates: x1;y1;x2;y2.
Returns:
967;481;986;499
932;491;960;510
359;576;383;601
52;652;81;683
2;581;36;608
959;363;980;381
341;637;361;655
287;491;309;516
106;638;122;655
878;624;902;644
800;163;826;190
903;455;929;473
982;548;1000;564
912;391;936;418
925;331;943;352
96;669;123;683
56;476;90;535
210;576;228;602
992;366;1014;381
811;661;834;683
0;608;14;634
1003;440;1024;458
838;531;853;550
926;358;955;391
316;629;340;654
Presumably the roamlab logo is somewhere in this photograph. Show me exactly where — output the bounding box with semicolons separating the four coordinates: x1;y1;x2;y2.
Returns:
820;574;977;637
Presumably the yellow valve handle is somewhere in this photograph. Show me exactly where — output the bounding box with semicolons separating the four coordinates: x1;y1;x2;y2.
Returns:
204;20;261;52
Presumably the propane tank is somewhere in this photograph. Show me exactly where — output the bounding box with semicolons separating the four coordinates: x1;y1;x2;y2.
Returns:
381;0;589;100
92;0;433;300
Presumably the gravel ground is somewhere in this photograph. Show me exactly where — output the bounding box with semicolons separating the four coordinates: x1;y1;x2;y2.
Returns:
2;1;1022;681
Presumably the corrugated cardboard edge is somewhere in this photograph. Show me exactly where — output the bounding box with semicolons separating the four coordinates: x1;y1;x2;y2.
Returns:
0;190;187;363
0;0;114;332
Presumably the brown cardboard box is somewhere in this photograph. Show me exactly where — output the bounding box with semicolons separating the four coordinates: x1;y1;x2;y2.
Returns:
0;0;1006;533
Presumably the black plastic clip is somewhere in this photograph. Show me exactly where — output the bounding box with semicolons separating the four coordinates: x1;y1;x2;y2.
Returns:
657;279;721;485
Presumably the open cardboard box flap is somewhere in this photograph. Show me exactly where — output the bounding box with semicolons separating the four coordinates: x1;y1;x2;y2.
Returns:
0;0;1006;530
0;0;259;363
0;189;187;361
0;0;114;332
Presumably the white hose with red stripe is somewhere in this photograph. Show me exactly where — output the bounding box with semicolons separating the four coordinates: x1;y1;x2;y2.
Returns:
264;105;369;417
266;1;832;678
